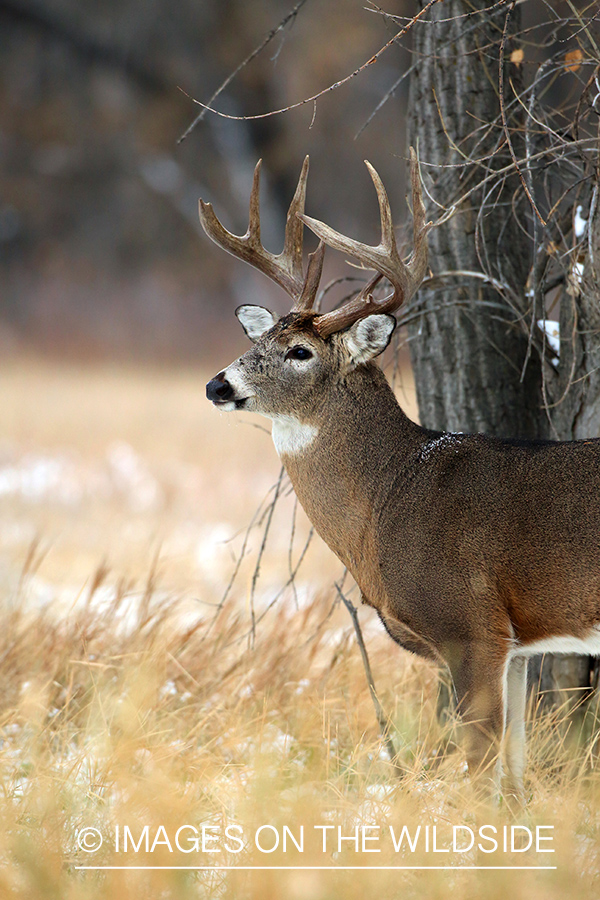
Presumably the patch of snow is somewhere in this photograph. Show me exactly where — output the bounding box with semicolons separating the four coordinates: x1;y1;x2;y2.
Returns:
419;432;464;463
573;261;585;284
159;680;178;700
195;523;235;583
538;319;560;366
262;726;293;755
0;454;82;504
106;441;162;511
574;205;587;238
0;443;164;511
365;783;395;801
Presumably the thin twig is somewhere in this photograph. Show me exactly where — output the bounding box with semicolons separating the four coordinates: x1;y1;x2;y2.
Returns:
183;0;441;125
498;0;547;224
249;465;285;649
178;0;309;143
335;582;405;776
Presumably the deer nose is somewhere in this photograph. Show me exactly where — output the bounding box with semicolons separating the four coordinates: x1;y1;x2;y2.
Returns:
206;372;234;403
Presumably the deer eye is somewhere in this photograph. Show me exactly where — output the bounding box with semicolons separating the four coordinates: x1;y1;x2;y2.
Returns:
286;346;313;361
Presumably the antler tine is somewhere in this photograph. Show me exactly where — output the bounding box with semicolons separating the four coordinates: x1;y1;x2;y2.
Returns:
294;241;326;311
298;149;430;338
199;157;313;302
247;158;262;246
283;155;309;290
364;160;396;256
407;146;429;288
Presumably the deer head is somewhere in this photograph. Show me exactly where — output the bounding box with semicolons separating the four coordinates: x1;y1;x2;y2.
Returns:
203;151;430;426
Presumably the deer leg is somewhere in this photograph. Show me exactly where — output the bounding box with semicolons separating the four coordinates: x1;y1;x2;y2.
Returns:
449;646;506;795
502;654;528;803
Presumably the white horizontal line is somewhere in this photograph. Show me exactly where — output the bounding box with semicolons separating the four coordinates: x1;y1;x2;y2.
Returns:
74;865;557;871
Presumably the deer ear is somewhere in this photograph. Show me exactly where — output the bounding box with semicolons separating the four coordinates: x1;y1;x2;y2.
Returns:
342;314;396;366
235;305;278;341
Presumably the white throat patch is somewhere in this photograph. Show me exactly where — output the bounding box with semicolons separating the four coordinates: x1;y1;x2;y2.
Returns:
270;415;318;457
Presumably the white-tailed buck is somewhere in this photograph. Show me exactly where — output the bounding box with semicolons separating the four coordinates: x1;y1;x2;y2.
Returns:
202;151;600;799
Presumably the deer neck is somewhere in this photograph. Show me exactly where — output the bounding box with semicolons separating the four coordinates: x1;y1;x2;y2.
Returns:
272;365;422;596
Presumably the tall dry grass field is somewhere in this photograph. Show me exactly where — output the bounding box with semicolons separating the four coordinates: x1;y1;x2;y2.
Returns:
0;356;599;899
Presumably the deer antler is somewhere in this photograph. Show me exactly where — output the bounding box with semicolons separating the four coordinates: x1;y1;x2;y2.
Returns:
199;157;324;309
299;148;431;337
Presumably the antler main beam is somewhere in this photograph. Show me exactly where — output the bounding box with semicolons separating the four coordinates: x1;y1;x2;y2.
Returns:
199;150;429;336
199;157;324;308
301;148;430;337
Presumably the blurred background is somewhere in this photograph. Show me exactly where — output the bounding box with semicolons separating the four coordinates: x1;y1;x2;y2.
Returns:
0;0;425;626
0;0;414;363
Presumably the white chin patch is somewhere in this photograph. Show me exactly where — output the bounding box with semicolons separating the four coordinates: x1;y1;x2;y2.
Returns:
270;415;318;456
214;399;238;412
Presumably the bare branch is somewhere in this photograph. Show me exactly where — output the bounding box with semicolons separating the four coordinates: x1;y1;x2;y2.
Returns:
335;583;405;777
184;0;441;126
178;0;310;143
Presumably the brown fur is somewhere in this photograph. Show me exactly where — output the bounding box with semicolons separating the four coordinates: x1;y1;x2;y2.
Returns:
208;310;600;797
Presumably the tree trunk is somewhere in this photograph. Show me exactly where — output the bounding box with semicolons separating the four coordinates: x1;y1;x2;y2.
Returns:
407;0;543;440
530;154;600;708
407;0;595;718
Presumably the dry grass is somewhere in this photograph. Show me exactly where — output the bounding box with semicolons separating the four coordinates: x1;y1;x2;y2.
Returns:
0;356;599;898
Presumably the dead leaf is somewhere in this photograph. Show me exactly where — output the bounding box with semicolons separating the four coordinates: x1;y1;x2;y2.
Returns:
510;48;524;65
565;49;583;73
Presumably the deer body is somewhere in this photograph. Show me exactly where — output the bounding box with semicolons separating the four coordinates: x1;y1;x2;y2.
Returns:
286;371;600;666
201;153;600;799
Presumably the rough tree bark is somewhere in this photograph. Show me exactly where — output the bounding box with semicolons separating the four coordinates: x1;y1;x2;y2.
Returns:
407;0;544;440
407;0;597;718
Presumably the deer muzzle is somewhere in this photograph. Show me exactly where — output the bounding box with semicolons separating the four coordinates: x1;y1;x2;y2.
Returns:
206;372;235;405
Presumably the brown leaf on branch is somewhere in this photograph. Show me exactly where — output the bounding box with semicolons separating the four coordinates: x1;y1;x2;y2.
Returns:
565;49;583;72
